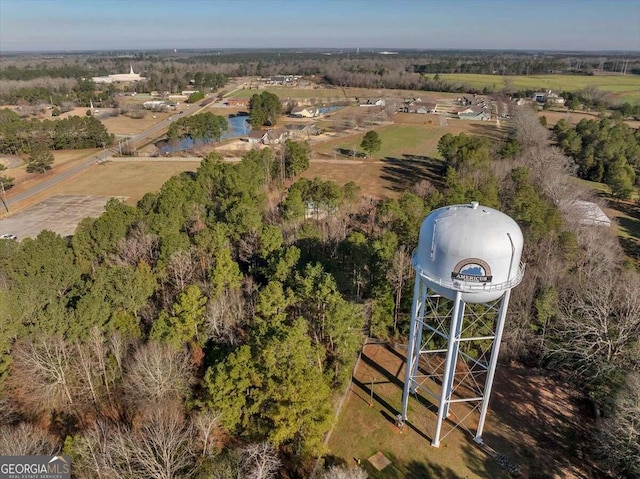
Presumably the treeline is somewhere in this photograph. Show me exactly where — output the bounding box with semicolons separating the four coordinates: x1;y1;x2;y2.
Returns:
554;117;640;198
0;64;105;81
0;108;114;153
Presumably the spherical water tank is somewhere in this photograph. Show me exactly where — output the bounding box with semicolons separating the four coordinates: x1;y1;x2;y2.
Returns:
414;202;524;303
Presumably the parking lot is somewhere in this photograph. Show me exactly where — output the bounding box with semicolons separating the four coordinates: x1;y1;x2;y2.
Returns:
0;195;125;240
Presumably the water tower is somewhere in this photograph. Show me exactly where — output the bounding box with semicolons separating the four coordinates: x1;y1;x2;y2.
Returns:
400;202;524;447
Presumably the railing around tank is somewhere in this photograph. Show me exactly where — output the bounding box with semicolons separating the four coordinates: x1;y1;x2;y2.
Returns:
412;260;526;293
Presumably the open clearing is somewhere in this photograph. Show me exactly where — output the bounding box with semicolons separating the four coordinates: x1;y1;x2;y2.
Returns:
100;111;173;136
229;86;460;101
327;344;595;479
43;160;200;206
314;121;503;161
437;73;640;104
2;148;101;187
538;109;601;126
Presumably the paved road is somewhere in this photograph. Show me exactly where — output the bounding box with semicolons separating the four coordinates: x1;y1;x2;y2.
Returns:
4;79;248;212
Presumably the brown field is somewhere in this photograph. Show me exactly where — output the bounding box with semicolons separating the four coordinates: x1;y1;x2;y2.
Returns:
43;160;200;205
100;111;173;136
538;110;600;126
231;86;460;102
392;113;442;125
327;344;595;479
302;161;395;199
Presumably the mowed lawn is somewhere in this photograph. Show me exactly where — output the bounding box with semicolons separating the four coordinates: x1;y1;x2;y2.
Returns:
314;125;448;161
437;73;640;103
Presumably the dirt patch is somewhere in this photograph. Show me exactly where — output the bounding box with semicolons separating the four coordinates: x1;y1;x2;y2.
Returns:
538;110;599;126
392;113;442;125
302;160;395;199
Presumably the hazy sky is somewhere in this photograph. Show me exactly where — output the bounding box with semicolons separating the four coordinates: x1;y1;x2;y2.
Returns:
1;0;639;52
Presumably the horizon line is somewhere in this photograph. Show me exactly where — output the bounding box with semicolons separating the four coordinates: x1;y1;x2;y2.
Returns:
2;47;640;55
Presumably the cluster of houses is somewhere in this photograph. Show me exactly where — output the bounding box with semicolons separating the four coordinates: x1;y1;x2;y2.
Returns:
262;75;302;85
399;97;437;114
245;123;320;146
454;96;492;121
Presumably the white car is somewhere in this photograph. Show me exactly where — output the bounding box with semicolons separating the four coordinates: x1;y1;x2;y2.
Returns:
0;234;17;240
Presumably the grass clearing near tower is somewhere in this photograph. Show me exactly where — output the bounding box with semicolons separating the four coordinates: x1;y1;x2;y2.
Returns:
326;344;596;479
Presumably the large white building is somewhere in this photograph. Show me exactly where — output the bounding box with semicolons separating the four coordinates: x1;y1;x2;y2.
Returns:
92;65;146;84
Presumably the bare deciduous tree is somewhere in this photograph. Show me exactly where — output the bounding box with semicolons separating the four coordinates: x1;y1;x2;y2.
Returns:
0;422;57;456
239;442;281;479
123;342;193;409
7;337;74;416
598;373;640;477
192;409;221;457
509;105;549;149
321;465;368;479
129;405;196;479
111;222;159;267
73;339;102;408
387;245;413;333
204;288;247;345
547;268;640;380
165;249;196;294
411;179;435;200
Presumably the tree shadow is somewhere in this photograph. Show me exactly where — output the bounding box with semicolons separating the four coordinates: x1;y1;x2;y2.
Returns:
361;452;471;479
49;410;81;439
462;122;508;140
481;364;602;478
379;155;446;193
336;147;366;158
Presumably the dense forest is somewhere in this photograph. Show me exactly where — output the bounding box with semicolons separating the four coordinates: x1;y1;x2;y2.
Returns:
0;106;638;477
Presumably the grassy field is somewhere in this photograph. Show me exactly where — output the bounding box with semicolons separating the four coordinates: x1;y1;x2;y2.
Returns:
44;161;200;205
228;86;460;101
437;73;640;104
100;111;173;136
307;121;503;198
314;122;502;161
